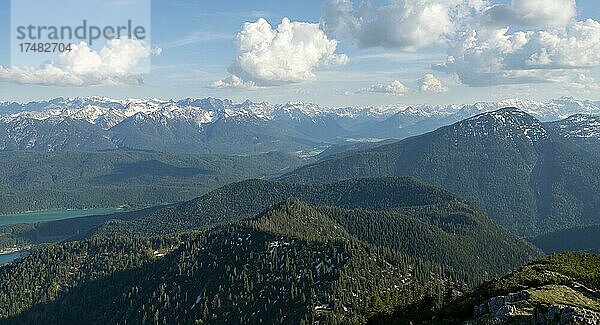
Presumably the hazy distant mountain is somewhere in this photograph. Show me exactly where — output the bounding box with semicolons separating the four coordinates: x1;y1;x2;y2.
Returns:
530;224;600;253
0;150;304;214
1;96;599;154
0;116;116;151
283;108;600;236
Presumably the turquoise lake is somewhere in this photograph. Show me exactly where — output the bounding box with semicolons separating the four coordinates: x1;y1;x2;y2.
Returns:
0;208;124;265
0;207;123;226
0;251;24;265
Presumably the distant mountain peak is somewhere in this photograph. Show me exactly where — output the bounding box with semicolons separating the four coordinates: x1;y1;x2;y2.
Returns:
548;113;600;139
458;107;548;143
468;106;535;120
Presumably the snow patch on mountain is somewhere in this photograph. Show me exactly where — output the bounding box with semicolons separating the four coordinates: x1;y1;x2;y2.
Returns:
0;96;598;154
2;96;599;128
458;108;549;143
550;114;600;139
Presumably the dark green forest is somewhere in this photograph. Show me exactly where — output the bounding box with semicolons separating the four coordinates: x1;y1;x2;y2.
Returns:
0;199;461;324
0;179;542;324
0;150;303;213
529;224;600;253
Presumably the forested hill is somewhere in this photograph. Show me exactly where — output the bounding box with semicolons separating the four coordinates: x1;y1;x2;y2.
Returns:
529;224;600;254
282;108;600;236
0;176;464;250
0;198;539;324
545;114;600;156
95;177;457;236
0;150;303;213
95;177;539;278
0;213;407;324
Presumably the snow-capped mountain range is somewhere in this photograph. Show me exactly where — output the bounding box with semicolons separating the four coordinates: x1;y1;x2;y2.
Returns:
547;114;600;140
2;96;599;125
0;96;598;154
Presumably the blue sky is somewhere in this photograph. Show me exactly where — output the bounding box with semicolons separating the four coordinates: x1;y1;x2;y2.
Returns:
1;0;599;106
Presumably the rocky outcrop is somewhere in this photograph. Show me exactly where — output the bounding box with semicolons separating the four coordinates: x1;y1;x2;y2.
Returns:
533;305;600;325
473;291;529;318
471;291;600;324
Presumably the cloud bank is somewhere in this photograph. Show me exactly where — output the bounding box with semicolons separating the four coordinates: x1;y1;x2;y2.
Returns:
0;38;161;86
209;0;600;93
483;0;576;28
435;19;600;86
210;75;259;90
320;0;487;51
319;0;599;90
213;18;348;88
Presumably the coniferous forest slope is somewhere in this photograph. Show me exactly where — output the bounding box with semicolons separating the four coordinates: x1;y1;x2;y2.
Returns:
1;177;540;280
0;192;540;324
1;215;434;324
283;108;600;237
529;225;600;254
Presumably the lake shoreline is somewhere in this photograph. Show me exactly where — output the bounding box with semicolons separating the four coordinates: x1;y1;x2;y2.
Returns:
0;207;126;227
0;246;30;255
0;206;127;217
0;250;28;265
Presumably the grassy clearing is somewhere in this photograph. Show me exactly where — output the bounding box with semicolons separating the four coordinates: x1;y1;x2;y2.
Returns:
528;285;600;312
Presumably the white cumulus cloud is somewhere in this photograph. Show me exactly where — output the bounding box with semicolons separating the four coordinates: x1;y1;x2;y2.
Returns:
418;74;449;93
319;0;598;90
353;80;410;96
435;19;600;86
0;38;160;86
320;0;487;51
210;75;259;90
483;0;576;28
213;17;348;88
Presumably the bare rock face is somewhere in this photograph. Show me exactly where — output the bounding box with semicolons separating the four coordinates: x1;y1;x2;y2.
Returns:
473;291;529;319
493;305;516;322
471;292;600;325
534;305;600;325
